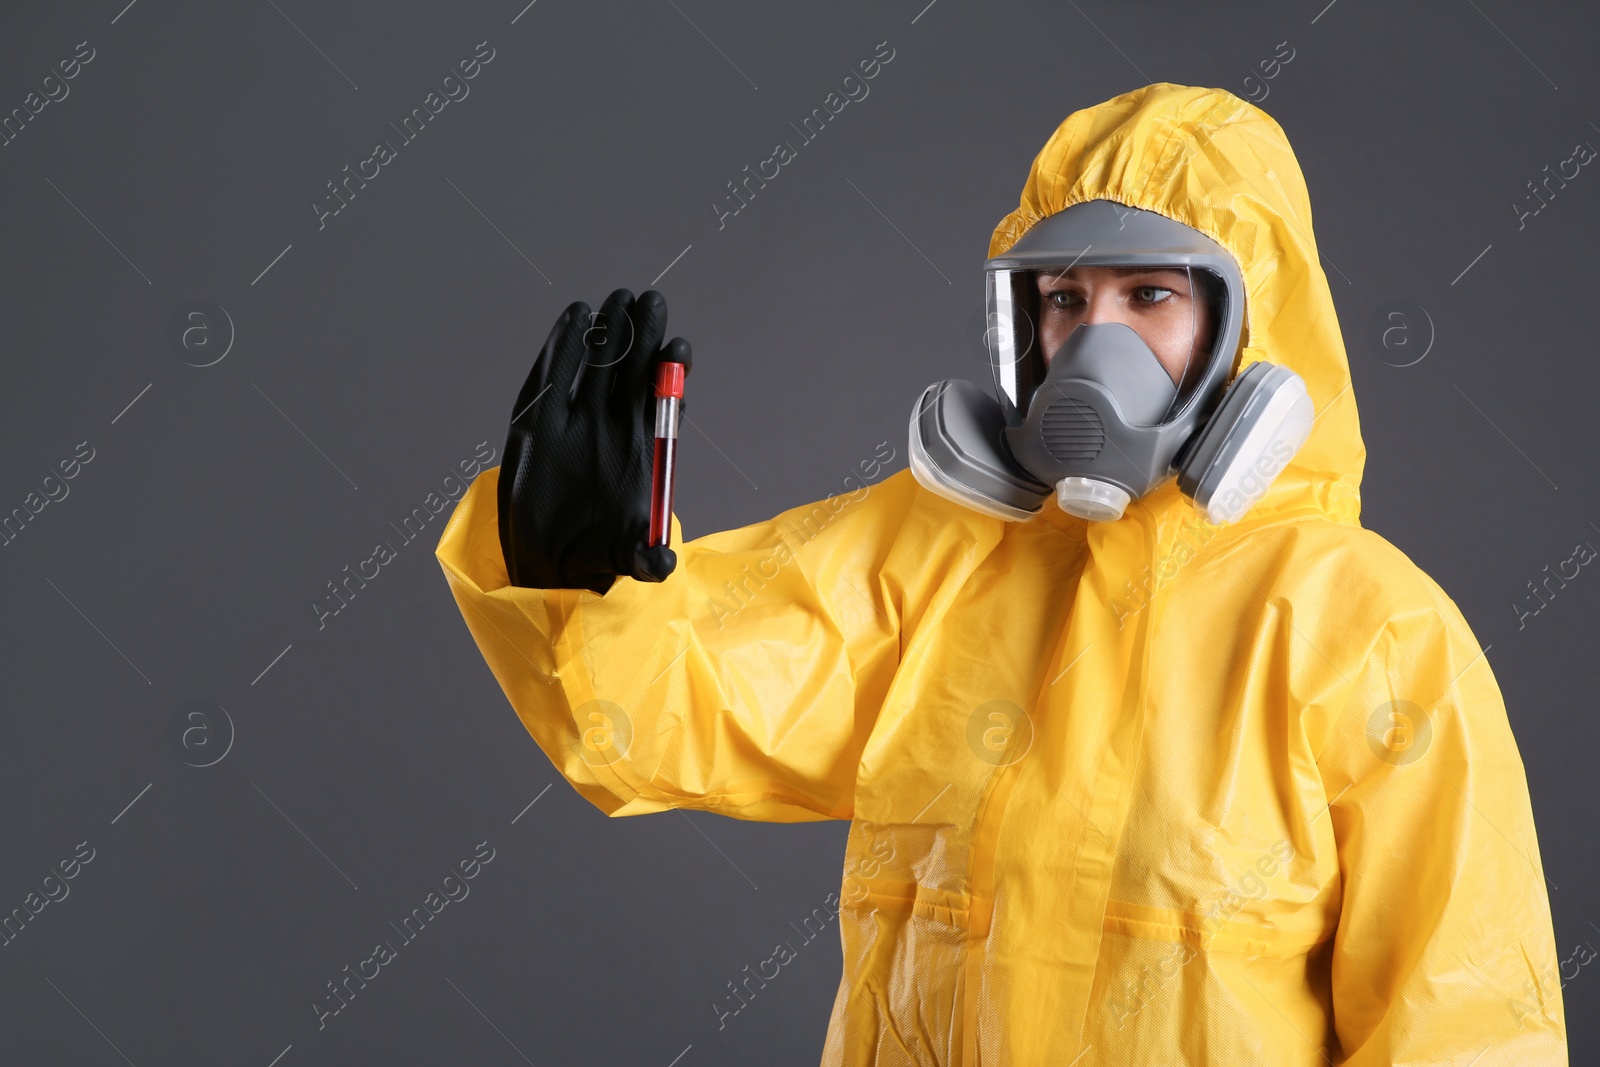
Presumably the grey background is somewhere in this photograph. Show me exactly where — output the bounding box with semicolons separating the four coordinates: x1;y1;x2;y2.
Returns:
1;0;1595;1063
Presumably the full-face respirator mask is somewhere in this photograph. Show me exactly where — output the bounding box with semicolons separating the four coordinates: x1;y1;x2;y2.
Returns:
909;200;1315;526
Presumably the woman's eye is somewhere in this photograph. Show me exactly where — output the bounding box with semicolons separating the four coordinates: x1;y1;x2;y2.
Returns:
1133;286;1175;304
1047;291;1083;309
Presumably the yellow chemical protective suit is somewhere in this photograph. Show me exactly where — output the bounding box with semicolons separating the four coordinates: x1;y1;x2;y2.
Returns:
436;83;1567;1065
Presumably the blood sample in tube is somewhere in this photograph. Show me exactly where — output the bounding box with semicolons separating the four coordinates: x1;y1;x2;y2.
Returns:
648;361;685;547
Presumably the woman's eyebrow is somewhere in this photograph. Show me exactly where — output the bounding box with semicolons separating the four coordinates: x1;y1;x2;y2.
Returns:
1106;266;1190;278
1035;266;1189;288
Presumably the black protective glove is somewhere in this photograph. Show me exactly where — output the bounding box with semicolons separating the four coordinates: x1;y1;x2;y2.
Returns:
498;288;693;594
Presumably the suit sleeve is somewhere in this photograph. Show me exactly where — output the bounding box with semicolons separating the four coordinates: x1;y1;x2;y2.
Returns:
1316;581;1567;1064
435;464;968;823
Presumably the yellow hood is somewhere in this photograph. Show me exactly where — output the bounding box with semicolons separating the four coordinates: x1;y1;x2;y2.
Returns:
990;82;1364;529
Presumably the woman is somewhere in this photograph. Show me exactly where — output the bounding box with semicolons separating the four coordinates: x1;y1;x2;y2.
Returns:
436;83;1567;1064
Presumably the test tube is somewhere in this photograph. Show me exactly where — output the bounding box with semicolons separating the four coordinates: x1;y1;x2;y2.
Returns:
648;361;686;547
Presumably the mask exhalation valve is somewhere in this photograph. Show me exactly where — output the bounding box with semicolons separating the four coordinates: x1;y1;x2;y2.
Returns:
1056;476;1131;521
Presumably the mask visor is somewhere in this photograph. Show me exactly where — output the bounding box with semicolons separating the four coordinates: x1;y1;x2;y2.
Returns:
985;263;1220;426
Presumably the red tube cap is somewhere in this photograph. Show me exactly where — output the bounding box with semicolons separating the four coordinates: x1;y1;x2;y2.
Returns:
653;361;686;399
